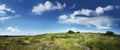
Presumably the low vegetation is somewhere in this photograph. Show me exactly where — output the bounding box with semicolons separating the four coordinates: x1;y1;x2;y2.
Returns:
0;31;120;50
105;31;115;36
67;30;75;34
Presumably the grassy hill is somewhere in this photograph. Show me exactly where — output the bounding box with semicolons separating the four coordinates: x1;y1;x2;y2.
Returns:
0;32;120;50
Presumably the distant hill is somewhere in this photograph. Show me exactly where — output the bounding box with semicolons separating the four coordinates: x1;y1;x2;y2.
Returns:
0;32;120;50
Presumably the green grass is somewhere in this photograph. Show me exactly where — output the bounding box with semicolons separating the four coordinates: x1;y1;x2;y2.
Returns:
0;32;120;50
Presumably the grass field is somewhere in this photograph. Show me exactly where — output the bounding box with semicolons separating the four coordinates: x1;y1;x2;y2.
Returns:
0;32;120;50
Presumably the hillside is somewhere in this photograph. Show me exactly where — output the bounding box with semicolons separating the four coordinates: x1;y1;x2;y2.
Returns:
0;32;120;50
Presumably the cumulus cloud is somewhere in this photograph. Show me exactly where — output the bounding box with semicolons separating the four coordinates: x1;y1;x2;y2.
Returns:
0;4;15;15
68;5;115;16
0;4;18;22
58;5;119;29
0;4;21;35
7;27;20;32
0;15;20;22
0;17;12;21
59;15;111;29
32;1;66;14
73;9;93;16
95;5;113;14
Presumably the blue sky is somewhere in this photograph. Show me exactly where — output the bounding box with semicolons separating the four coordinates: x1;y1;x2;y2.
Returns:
0;0;120;35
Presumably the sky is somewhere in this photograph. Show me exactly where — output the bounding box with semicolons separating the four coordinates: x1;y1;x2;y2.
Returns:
0;0;120;35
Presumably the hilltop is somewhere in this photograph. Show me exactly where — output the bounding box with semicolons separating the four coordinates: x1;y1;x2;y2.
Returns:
0;32;120;50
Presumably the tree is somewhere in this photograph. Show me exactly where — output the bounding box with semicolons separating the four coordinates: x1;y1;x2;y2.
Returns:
105;31;114;36
77;31;80;33
5;35;8;37
67;30;74;34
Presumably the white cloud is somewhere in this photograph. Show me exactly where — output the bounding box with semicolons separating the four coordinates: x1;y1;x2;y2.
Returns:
72;9;93;16
7;27;20;32
32;1;66;14
0;4;21;35
95;5;113;14
0;17;12;21
0;15;20;22
59;14;111;29
58;5;117;29
59;15;68;20
0;4;18;22
79;9;93;16
68;5;115;17
0;4;15;15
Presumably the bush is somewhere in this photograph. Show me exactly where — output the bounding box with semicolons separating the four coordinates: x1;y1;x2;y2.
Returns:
105;31;114;36
5;35;8;37
77;31;80;33
67;30;74;34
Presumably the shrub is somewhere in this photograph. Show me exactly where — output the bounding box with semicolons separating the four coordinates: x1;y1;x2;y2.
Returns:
105;31;114;36
67;30;74;34
5;35;8;37
77;31;80;33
